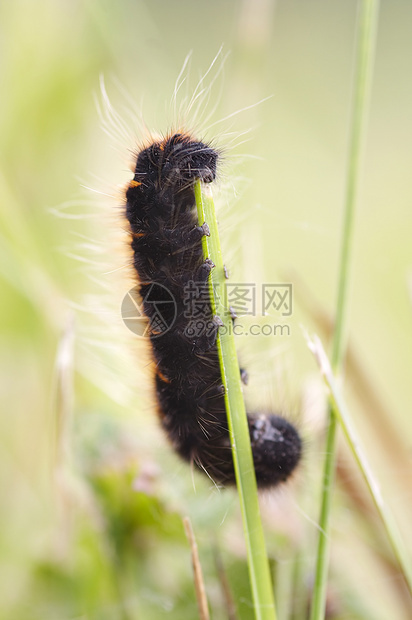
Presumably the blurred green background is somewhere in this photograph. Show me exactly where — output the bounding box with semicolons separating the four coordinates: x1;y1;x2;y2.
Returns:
1;1;411;618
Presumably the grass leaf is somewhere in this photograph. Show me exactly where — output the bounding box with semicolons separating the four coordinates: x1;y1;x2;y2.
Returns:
195;181;277;620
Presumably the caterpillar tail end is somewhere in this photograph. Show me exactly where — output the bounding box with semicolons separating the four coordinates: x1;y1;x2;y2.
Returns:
248;415;302;489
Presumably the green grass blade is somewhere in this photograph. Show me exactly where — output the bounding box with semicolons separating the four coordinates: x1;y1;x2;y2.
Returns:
308;334;412;595
194;181;277;620
332;0;380;370
310;2;380;618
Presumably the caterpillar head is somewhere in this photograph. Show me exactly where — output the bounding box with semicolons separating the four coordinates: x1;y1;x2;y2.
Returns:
133;133;218;190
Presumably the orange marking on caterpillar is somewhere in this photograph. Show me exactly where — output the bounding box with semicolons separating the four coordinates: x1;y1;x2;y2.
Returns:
155;368;171;384
129;180;141;188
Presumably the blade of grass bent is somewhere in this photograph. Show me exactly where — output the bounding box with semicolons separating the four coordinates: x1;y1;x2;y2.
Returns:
310;2;380;618
308;334;412;596
195;180;277;620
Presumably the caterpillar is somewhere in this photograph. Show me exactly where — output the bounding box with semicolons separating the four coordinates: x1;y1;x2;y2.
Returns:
125;131;301;488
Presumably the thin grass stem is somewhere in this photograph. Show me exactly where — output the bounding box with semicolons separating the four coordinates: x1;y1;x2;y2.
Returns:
310;2;380;618
195;180;277;620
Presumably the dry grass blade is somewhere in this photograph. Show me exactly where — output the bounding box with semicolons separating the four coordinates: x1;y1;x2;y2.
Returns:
183;517;210;620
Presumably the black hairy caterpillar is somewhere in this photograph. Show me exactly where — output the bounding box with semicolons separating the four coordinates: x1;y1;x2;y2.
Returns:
125;132;301;488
